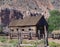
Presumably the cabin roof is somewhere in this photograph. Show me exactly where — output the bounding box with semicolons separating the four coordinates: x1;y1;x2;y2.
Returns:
9;15;43;27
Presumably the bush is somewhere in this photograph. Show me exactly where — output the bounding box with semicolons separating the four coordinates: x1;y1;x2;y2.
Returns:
0;36;7;42
48;10;60;33
49;42;60;47
9;39;18;45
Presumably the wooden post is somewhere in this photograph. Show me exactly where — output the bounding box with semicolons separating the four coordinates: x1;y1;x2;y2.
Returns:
17;29;22;47
10;32;12;39
44;25;49;47
29;31;32;40
38;30;40;39
10;29;13;39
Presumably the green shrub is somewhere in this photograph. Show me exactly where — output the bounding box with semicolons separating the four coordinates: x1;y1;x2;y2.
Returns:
9;39;18;44
48;10;60;33
49;42;60;47
0;36;7;42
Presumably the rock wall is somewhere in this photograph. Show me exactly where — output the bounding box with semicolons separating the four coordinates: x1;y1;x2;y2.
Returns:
51;0;60;10
0;0;54;26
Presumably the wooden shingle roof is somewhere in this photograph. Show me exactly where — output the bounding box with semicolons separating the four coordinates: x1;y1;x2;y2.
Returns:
9;15;43;27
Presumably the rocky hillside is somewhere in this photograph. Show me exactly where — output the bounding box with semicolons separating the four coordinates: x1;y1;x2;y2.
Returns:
0;0;54;26
0;0;54;16
51;0;60;10
0;0;54;10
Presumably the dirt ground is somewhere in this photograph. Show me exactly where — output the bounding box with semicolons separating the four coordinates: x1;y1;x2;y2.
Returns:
48;38;60;44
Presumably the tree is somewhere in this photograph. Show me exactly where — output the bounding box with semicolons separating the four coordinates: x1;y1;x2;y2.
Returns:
48;10;60;33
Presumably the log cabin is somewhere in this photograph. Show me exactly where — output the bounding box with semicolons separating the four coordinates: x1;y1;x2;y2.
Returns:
9;15;48;39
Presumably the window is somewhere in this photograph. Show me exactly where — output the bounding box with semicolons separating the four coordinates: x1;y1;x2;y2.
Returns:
11;29;14;32
16;28;19;31
22;29;24;31
29;28;31;31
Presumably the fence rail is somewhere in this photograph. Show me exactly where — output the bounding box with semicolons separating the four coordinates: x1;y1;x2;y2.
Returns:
0;33;54;38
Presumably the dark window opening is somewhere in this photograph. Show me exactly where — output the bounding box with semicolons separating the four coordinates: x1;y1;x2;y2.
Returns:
16;28;19;31
22;29;24;31
11;29;14;32
29;28;31;31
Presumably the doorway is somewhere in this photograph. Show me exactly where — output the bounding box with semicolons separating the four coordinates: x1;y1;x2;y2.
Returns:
36;26;45;39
